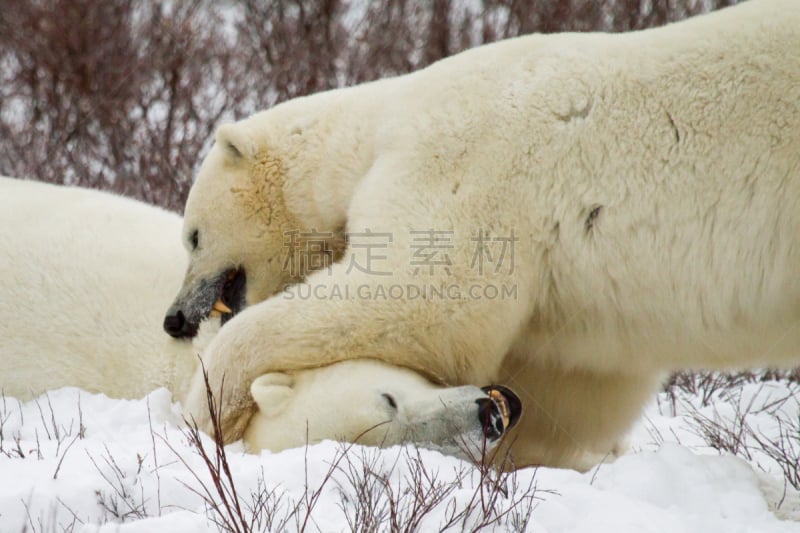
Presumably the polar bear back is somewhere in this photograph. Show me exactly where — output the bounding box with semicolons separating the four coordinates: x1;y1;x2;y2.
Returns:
0;177;194;399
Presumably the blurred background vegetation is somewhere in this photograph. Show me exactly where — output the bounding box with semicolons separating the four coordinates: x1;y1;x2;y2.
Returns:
0;0;738;211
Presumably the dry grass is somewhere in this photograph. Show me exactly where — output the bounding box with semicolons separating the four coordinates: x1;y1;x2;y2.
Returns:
662;369;800;493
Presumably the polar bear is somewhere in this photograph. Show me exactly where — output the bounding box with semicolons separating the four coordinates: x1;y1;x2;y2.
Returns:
0;177;520;456
167;0;800;470
246;360;521;457
0;177;193;398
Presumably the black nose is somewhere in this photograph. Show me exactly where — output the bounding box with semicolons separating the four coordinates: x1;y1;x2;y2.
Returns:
476;397;506;441
163;309;197;338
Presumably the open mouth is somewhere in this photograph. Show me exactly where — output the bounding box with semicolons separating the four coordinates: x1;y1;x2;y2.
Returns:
164;267;247;339
210;267;246;325
480;384;522;433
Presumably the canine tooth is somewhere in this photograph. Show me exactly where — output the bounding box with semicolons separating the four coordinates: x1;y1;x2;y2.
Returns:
210;309;221;318
213;300;232;314
488;389;511;428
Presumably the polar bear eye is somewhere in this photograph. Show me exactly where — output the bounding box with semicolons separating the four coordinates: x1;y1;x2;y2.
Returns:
189;229;199;250
381;393;397;410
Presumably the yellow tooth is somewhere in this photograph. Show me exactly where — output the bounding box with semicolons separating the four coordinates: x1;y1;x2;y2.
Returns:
209;309;221;318
488;389;510;428
212;300;232;314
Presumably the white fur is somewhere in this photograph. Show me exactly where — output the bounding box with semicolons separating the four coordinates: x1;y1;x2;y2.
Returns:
0;177;197;398
0;178;505;455
246;360;504;459
175;0;800;469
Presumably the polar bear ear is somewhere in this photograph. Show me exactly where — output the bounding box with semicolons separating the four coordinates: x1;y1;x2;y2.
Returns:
250;373;295;418
216;123;257;162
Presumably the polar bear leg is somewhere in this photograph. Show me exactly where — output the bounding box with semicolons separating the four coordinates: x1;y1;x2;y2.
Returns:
497;360;663;470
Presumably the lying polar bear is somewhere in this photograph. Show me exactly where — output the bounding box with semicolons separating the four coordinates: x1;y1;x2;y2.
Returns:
0;177;520;457
165;0;800;470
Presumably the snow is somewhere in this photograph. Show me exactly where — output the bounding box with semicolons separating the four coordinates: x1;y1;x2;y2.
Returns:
1;382;799;532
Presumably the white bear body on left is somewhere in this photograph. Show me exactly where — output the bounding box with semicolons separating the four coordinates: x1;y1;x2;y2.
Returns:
0;176;518;456
0;176;199;399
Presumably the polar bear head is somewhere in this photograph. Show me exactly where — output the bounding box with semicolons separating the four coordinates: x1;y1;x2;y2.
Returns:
164;118;346;339
243;360;522;459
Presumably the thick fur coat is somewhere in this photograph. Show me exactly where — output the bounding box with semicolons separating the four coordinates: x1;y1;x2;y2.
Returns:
170;0;800;469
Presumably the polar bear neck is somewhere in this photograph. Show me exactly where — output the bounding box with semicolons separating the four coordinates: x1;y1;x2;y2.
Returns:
246;85;388;235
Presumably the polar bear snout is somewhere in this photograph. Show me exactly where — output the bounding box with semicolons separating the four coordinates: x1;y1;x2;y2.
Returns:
477;385;522;441
164;267;247;338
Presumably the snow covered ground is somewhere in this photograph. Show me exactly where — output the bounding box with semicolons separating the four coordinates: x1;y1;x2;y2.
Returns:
1;379;799;532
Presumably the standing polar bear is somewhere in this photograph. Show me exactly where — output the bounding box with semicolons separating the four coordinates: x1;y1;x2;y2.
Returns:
0;177;519;457
167;0;800;470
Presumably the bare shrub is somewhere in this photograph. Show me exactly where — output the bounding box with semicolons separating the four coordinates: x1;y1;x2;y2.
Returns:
167;365;264;533
682;389;757;459
438;443;546;531
662;369;800;416
747;415;800;492
0;0;250;210
662;370;755;413
671;375;800;492
20;497;81;533
87;445;150;522
0;391;85;470
0;392;26;459
336;445;467;532
333;442;547;532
